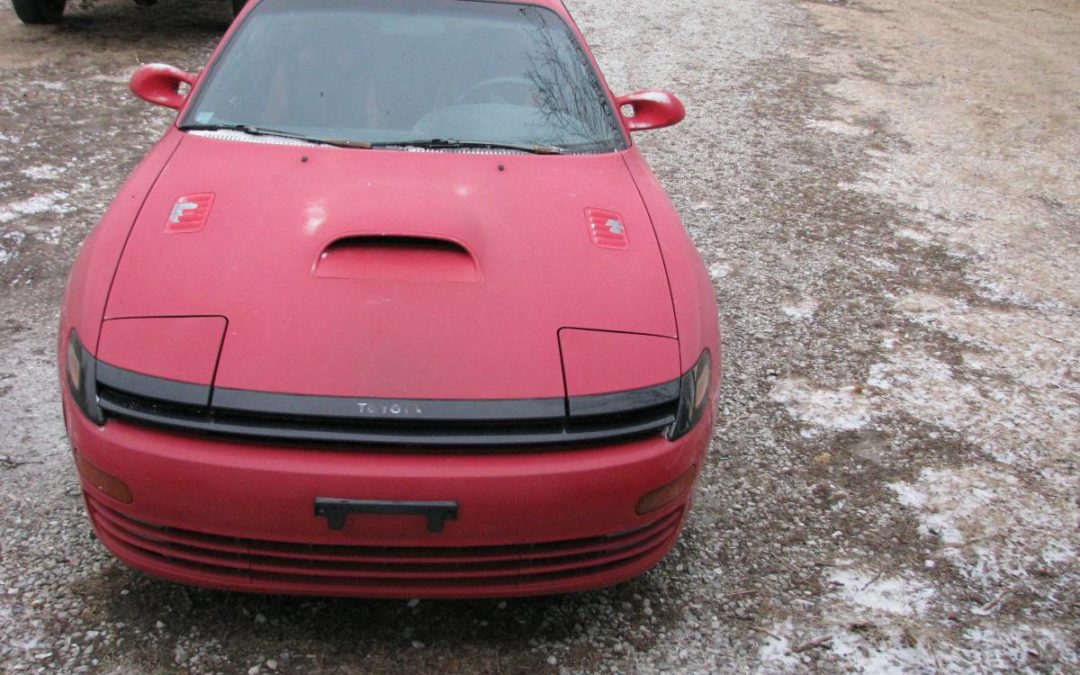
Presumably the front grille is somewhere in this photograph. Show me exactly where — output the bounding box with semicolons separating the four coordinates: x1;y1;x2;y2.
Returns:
97;386;677;448
93;360;681;448
87;496;683;592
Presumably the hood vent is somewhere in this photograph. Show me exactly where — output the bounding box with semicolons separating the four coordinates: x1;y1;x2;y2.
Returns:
313;235;479;282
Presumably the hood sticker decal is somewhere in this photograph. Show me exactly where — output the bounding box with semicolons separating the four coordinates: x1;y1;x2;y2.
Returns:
166;193;215;233
586;207;629;249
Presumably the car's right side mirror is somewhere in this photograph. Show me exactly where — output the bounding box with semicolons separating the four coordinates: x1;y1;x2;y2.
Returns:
616;91;686;132
130;63;197;110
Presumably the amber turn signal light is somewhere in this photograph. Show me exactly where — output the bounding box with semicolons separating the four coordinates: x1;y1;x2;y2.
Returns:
74;450;133;504
636;464;697;515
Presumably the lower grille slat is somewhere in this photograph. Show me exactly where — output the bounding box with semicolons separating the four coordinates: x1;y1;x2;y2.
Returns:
87;496;682;589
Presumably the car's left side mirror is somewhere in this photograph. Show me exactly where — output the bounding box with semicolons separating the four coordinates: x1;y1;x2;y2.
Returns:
616;91;685;132
130;63;197;110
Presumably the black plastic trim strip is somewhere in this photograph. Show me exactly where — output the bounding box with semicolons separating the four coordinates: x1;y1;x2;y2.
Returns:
212;387;566;422
93;358;678;422
90;354;682;448
569;380;680;417
96;390;676;448
96;361;211;407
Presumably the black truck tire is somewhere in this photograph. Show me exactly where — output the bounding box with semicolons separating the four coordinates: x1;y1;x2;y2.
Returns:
11;0;67;24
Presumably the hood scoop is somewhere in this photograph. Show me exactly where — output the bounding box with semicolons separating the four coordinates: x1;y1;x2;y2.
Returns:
313;235;479;282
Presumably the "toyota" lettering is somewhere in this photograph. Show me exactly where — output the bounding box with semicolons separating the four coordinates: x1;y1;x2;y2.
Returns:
356;401;424;416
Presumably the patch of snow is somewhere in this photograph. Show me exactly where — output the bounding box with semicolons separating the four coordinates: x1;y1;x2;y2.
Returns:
20;165;61;181
896;227;933;243
806;118;870;137
828;568;935;616
886;294;1079;467
888;466;1077;589
0;192;74;224
35;226;62;246
961;625;1078;670
759;563;1078;672
826;629;940;673
894;291;954;316
759;620;942;673
755;621;800;672
865;348;983;433
781;297;817;320
770;378;872;431
886;482;927;509
0;231;26;265
89;72;133;85
29;80;66;91
709;262;732;279
864;255;899;271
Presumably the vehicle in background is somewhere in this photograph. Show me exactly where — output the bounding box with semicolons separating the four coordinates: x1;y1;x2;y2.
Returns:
10;0;246;24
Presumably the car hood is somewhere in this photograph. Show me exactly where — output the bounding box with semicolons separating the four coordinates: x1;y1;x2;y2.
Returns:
104;133;676;399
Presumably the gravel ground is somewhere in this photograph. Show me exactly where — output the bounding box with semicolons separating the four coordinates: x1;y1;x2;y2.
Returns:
1;0;1077;673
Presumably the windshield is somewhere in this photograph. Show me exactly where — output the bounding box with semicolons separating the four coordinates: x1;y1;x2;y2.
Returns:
181;0;626;153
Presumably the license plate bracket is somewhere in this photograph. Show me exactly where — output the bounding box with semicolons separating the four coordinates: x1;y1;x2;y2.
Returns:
314;497;458;533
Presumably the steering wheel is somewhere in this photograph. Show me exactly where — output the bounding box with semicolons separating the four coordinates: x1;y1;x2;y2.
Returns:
455;76;534;105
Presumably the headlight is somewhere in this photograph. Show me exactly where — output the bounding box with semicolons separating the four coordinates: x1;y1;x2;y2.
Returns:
668;350;711;440
65;330;103;424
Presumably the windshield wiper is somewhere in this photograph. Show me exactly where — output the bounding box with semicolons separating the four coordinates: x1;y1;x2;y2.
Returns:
178;127;561;154
178;123;373;149
370;138;562;154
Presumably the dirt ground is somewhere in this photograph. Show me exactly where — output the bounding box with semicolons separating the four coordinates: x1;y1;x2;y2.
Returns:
1;0;1076;673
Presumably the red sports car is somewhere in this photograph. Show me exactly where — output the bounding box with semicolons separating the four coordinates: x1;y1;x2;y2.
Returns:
59;0;720;598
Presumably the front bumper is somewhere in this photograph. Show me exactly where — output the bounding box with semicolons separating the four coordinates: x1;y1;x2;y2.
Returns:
65;395;712;598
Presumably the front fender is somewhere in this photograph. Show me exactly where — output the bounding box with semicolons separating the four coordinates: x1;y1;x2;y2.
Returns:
58;131;185;385
622;148;722;394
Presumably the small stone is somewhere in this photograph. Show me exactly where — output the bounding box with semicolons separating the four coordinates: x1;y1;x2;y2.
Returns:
266;659;278;671
255;613;267;624
248;666;260;675
547;655;557;665
497;601;507;609
407;598;420;608
411;640;425;649
155;621;165;630
925;559;936;568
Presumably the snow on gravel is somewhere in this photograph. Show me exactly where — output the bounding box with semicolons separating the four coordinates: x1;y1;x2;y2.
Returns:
769;378;873;433
0;191;74;224
1;0;1076;673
